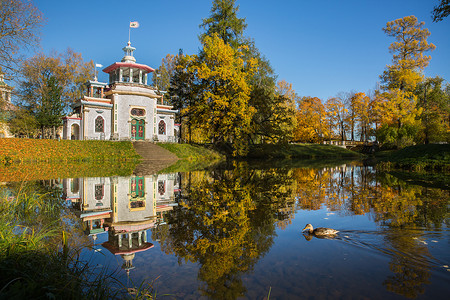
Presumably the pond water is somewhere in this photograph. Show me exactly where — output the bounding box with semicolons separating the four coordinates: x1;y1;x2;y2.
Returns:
2;161;449;299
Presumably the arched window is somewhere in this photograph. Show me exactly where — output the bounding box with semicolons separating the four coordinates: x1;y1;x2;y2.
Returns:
95;116;104;132
158;120;166;135
70;178;80;194
95;184;104;200
158;181;165;195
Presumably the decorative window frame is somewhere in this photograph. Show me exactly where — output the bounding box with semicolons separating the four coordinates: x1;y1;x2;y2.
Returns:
158;180;165;195
158;120;166;135
94;184;104;200
95;116;104;133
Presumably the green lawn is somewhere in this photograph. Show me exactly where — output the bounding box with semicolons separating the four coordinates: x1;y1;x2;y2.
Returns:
247;143;363;160
376;144;450;172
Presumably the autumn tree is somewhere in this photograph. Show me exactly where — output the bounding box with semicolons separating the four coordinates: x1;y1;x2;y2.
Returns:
272;80;298;142
295;96;328;143
199;0;247;49
351;92;372;141
325;95;348;141
379;16;435;146
17;49;94;113
0;0;44;76
161;163;295;299
187;34;256;155
152;54;176;97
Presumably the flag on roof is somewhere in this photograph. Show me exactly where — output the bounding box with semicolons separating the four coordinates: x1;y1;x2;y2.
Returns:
95;63;103;68
130;21;139;28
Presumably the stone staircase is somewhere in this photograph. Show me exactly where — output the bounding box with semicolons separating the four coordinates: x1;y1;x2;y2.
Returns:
132;141;179;175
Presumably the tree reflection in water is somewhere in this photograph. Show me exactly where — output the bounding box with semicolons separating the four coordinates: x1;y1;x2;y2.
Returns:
156;162;295;299
3;163;447;298
152;163;448;299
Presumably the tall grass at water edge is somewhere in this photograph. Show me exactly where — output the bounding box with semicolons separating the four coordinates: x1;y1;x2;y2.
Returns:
0;186;157;299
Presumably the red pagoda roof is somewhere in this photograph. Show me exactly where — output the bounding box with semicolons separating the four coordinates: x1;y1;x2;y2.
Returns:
102;241;154;255
103;62;155;74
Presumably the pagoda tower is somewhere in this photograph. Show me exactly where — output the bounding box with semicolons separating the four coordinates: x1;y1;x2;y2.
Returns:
62;40;178;141
101;41;177;141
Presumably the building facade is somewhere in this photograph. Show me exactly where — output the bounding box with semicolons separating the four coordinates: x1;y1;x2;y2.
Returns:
0;74;14;138
63;172;180;274
63;42;178;142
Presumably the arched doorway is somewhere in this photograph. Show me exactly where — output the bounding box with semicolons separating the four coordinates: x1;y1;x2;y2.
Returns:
131;119;145;140
71;124;80;140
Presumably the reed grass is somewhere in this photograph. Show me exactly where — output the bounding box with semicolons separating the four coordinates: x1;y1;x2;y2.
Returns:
0;185;157;299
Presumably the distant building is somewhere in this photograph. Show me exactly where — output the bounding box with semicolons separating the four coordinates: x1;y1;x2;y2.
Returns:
0;73;14;138
63;41;179;142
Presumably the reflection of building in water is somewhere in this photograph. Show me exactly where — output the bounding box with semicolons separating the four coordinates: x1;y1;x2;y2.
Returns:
64;177;112;237
63;173;179;274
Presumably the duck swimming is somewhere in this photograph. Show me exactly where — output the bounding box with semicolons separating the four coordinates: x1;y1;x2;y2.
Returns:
302;224;339;236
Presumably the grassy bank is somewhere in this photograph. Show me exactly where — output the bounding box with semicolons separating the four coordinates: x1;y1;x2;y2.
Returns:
157;143;224;172
0;160;138;182
247;143;363;160
0;138;140;165
376;144;450;172
157;143;223;160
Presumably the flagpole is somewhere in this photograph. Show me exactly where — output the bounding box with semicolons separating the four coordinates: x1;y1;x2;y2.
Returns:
128;22;131;43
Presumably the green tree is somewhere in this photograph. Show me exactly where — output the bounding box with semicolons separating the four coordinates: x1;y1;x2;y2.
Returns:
432;0;449;22
0;0;44;76
35;76;64;138
169;51;202;143
200;0;247;49
415;76;450;143
8;108;38;137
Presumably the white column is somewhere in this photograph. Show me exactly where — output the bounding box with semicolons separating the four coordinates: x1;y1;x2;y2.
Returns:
142;230;147;242
118;234;123;247
138;231;142;246
128;233;132;248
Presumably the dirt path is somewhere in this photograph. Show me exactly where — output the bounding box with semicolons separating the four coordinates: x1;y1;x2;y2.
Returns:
132;142;179;175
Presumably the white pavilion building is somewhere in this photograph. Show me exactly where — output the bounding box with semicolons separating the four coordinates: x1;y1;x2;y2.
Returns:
63;41;178;142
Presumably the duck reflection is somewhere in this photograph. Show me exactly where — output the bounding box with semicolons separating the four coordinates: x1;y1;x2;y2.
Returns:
63;173;180;275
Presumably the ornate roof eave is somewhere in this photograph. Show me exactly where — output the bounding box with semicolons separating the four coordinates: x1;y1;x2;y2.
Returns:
102;242;154;255
104;89;162;99
79;100;113;109
157;108;178;114
102;62;155;74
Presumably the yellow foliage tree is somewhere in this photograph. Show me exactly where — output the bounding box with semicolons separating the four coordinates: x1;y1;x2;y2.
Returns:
18;49;94;110
351;92;372;141
325;96;348;141
380;16;435;132
295;96;328;143
188;34;256;156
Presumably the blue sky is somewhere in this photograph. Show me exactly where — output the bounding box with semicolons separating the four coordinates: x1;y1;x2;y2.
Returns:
32;0;449;100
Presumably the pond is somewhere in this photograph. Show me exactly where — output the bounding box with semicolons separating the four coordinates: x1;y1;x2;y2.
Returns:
1;161;449;299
